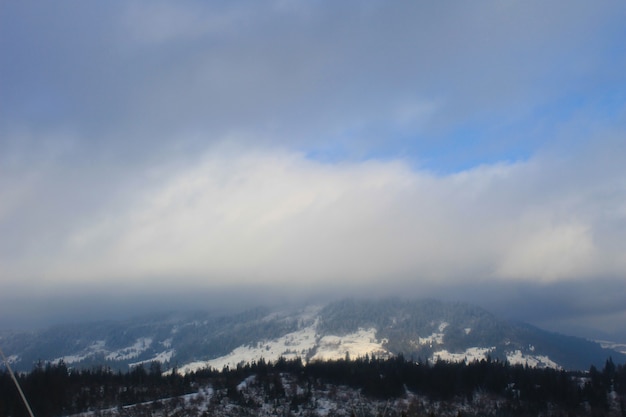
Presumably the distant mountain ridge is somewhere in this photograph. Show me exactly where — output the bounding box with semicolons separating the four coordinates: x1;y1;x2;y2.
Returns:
1;298;623;372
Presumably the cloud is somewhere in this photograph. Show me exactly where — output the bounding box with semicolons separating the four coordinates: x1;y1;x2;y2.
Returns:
121;2;254;45
4;0;624;159
495;222;595;282
2;136;624;298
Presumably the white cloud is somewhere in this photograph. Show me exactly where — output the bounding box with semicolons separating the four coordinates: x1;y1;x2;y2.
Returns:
0;142;613;293
495;221;596;282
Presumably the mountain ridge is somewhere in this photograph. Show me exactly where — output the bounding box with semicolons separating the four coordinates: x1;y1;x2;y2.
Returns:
1;298;624;373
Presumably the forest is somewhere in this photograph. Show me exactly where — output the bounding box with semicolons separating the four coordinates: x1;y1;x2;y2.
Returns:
2;355;625;417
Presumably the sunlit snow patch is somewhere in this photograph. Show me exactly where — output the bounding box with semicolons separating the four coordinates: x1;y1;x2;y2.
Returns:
431;347;494;364
310;328;389;362
506;350;560;369
179;323;318;373
177;323;391;374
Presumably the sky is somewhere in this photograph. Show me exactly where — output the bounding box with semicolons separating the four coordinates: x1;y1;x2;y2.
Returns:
1;1;626;338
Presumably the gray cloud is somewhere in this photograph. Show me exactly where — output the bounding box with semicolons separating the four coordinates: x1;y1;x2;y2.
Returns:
3;1;624;151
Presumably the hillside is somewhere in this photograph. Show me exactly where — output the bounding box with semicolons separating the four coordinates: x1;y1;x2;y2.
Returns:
1;298;623;373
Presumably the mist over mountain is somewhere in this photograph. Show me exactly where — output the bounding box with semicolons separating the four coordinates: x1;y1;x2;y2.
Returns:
2;298;624;374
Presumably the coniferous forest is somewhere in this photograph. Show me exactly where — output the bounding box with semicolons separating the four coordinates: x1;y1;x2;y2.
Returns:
2;356;626;417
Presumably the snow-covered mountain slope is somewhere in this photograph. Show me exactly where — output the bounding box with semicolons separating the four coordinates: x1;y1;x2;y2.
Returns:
178;321;392;374
1;298;624;373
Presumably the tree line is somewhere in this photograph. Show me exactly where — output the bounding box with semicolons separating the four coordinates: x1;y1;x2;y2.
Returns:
2;355;625;417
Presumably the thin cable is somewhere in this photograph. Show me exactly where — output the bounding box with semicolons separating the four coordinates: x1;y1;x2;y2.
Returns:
0;346;36;417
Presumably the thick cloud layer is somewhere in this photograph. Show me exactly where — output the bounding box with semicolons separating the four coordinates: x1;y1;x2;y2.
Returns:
3;143;623;287
1;1;625;335
2;140;625;333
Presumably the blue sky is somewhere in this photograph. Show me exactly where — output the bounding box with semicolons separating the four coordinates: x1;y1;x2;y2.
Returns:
1;1;626;337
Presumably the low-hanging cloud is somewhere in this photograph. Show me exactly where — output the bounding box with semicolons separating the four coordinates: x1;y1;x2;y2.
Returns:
3;137;624;298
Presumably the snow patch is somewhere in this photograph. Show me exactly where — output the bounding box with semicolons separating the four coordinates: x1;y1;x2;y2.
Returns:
506;350;560;369
311;328;389;362
5;354;19;364
106;338;153;361
177;324;390;374
129;350;175;368
597;340;626;355
414;321;449;347
417;331;445;346
432;347;494;364
237;375;256;391
52;340;106;365
179;323;318;373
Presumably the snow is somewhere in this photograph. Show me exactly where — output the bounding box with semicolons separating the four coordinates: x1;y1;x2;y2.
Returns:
53;354;88;366
106;338;153;361
237;375;256;391
53;340;107;365
52;338;168;367
129;349;175;368
169;310;563;375
506;350;560;369
5;354;19;364
597;340;626;355
311;328;389;362
62;359;595;417
430;347;560;369
179;323;319;373
410;321;450;347
177;323;390;374
432;347;494;364
416;330;445;347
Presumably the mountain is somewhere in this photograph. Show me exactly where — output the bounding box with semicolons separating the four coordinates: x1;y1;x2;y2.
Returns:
1;298;624;373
